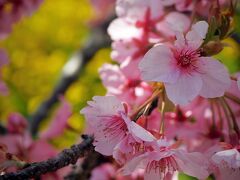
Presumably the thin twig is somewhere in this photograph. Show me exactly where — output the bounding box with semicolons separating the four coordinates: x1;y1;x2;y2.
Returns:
0;135;94;180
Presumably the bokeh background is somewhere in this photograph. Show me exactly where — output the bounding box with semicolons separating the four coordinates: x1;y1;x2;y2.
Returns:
0;0;112;148
0;0;240;176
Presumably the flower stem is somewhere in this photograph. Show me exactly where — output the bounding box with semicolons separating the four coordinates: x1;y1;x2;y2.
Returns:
210;99;216;128
159;90;166;135
215;100;223;130
219;98;233;132
130;89;162;121
222;97;240;136
224;92;240;105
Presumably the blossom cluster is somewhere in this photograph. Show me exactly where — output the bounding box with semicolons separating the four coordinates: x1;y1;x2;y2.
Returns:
81;0;240;180
0;97;71;179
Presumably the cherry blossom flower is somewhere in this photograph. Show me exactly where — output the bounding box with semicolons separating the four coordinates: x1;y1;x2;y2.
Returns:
0;112;69;179
90;163;116;180
108;0;191;69
139;21;231;105
211;148;240;180
99;63;152;107
121;137;210;180
113;112;157;165
80;96;131;155
116;0;164;22
7;113;28;135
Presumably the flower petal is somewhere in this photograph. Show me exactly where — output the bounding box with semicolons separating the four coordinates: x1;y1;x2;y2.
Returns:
129;121;156;142
198;57;231;98
191;21;209;39
186;21;209;49
174;150;210;179
165;73;202;105
139;45;180;83
107;18;142;41
121;154;147;175
80;96;124;117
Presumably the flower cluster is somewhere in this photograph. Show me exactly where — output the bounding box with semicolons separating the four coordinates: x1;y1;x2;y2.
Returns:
0;97;71;178
82;0;240;180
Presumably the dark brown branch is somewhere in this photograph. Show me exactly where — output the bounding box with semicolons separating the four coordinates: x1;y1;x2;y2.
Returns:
0;135;94;180
29;15;114;136
0;123;7;135
64;151;111;180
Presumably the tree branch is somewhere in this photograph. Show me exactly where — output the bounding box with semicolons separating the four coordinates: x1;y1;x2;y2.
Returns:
29;15;114;136
0;135;94;180
64;151;111;180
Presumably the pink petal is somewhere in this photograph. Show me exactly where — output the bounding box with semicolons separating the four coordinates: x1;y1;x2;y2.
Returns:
211;149;240;169
94;131;126;156
113;134;135;164
80;96;124;117
211;149;240;180
121;154;147;175
174;150;210;179
144;169;163;180
139;45;180;83
165;73;202;105
191;21;209;39
40;96;72;139
156;12;190;36
174;32;186;49
99;63;126;94
107;18;142;41
198;57;231;98
29;140;57;162
116;0;164;21
186;21;209;49
128;121;156;142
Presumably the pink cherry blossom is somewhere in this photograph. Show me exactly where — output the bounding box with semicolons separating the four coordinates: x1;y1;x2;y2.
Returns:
111;40;138;63
80;96;131;155
0;113;69;179
211;148;240;180
40;96;72;139
139;21;231;105
113;112;157;165
7;113;28;135
116;0;164;22
90;163;116;180
99;63;152;107
121;137;210;180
